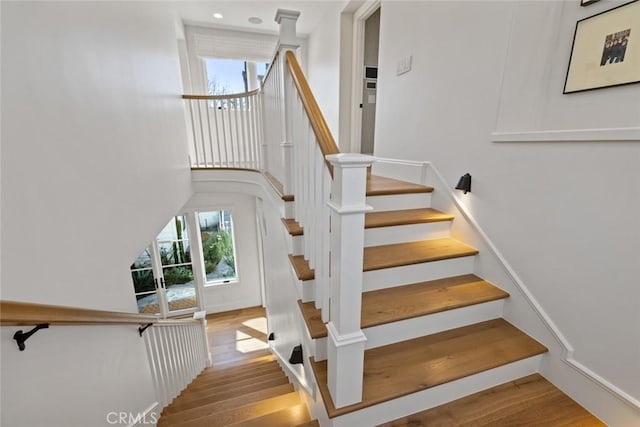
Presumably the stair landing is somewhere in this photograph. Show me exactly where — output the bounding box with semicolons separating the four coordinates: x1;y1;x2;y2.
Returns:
310;318;547;418
379;374;605;426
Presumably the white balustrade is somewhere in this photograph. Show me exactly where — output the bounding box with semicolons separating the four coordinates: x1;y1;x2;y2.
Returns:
142;319;210;409
184;92;263;169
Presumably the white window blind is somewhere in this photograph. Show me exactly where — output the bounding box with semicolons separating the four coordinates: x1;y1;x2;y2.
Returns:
186;25;277;62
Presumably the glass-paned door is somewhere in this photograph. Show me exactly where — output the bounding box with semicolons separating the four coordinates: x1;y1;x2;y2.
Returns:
131;247;160;314
130;215;198;317
157;216;197;314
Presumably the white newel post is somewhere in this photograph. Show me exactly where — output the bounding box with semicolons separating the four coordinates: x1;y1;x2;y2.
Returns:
326;153;375;408
275;9;300;195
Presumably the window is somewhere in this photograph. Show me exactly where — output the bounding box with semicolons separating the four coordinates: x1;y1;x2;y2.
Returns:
198;210;238;285
205;58;269;95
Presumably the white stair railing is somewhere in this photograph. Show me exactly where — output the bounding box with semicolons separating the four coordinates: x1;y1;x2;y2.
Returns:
143;318;210;409
183;91;263;169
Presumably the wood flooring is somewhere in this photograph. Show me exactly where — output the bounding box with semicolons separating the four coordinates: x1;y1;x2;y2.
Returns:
158;307;317;427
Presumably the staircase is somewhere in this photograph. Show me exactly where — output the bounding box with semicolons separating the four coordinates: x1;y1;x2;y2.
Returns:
157;307;320;427
286;174;604;426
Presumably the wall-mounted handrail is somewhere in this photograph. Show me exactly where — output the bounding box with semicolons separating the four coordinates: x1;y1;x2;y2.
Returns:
0;300;197;326
284;51;340;166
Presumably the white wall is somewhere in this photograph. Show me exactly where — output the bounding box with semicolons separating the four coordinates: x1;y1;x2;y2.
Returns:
1;1;192;311
306;0;350;145
182;192;263;313
370;0;639;422
1;2;192;425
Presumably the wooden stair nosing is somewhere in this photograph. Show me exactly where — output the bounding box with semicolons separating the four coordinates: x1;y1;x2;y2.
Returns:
159;383;295;425
166;391;303;427
295;420;321;427
289;254;315;281
364;208;454;229
298;274;509;339
377;374;605;426
227;403;312;427
282;218;304;236
298;300;327;340
311;318;548;418
363;238;479;272
204;353;275;370
366;175;434;196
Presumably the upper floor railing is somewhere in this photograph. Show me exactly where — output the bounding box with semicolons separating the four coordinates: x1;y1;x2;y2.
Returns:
183;90;263;170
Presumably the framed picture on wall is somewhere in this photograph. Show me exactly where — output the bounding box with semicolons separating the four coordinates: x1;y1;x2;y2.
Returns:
564;0;640;93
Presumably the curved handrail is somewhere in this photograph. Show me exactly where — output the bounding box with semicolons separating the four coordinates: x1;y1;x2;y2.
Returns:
284;51;340;160
0;300;198;326
182;89;260;100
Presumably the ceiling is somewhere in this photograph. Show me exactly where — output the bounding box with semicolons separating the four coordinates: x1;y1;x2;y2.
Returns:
172;1;339;36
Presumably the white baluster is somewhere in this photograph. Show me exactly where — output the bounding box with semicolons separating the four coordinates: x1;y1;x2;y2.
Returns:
326;153;375;408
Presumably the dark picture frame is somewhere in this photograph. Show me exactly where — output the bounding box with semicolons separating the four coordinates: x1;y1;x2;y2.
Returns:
564;0;640;93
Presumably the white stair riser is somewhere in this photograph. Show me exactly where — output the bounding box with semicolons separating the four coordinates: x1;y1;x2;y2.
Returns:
294;278;315;303
363;256;475;292
285;201;295;218
364;301;505;349
329;355;543;427
364;222;451;247
291;235;304;255
366;193;431;211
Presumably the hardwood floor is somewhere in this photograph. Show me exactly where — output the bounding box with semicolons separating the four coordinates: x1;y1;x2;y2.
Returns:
158;307;316;427
379;374;605;426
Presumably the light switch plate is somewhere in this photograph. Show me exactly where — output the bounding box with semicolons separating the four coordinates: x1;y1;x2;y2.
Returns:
396;55;412;75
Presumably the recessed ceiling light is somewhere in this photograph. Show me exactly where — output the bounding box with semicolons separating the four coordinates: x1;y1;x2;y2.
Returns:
248;17;263;24
213;12;223;19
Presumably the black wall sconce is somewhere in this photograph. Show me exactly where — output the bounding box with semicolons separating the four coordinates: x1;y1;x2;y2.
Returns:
289;344;303;365
268;332;275;341
455;173;472;194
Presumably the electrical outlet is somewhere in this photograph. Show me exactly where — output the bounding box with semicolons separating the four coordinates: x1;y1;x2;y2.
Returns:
396;55;412;76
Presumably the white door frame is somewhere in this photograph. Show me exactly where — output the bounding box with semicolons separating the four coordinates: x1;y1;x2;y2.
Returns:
350;0;381;153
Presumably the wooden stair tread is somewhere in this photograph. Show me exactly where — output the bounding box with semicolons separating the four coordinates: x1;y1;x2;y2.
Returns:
196;358;276;380
378;374;605;426
289;254;314;281
365;208;453;228
264;171;294;202
164;391;303;427
165;376;291;409
295;421;320;427
367;174;433;196
298;300;326;339
187;370;285;393
310;318;548;417
364;238;479;271
227;403;312;426
159;383;295;425
282;218;303;236
298;275;508;339
362;274;509;328
193;362;281;386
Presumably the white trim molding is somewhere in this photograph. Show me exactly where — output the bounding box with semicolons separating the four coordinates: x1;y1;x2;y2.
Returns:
492;127;640;142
